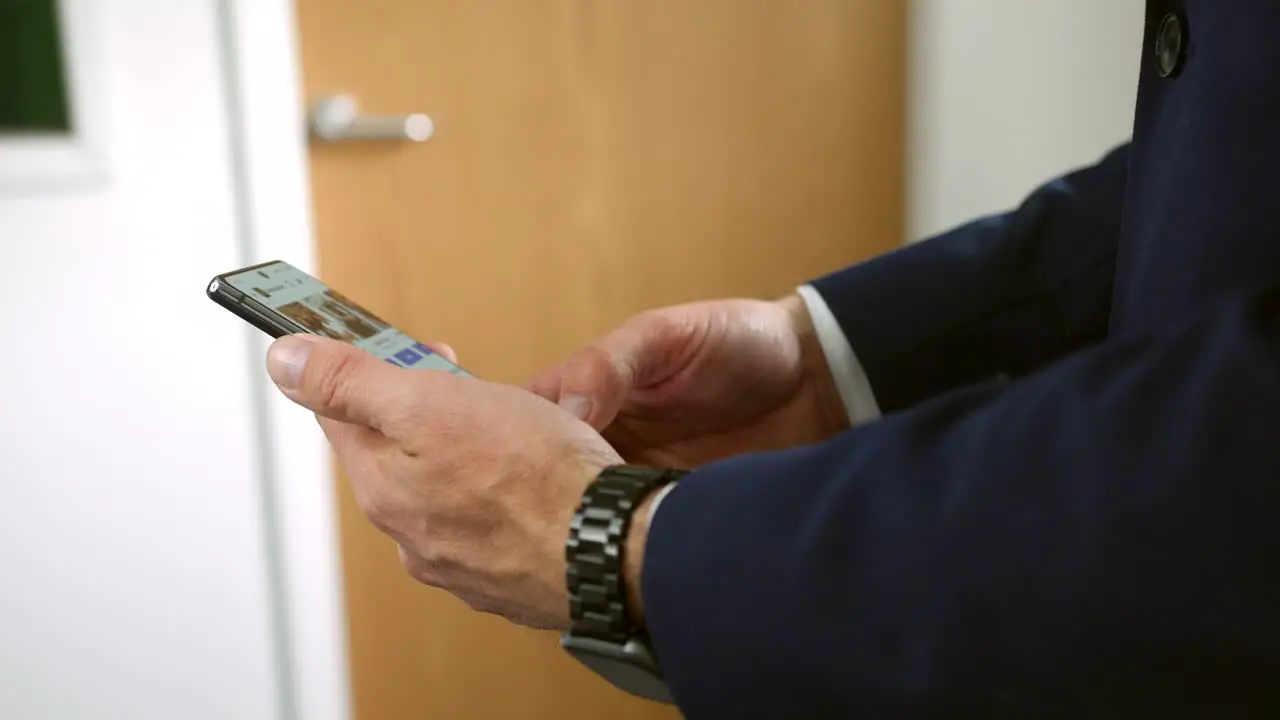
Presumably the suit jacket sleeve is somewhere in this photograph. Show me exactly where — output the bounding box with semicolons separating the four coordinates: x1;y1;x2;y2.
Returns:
642;285;1280;717
810;143;1131;414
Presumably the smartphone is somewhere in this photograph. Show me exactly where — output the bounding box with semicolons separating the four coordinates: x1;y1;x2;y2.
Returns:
207;260;470;375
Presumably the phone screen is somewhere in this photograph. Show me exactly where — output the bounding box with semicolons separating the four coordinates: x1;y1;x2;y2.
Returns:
218;261;469;375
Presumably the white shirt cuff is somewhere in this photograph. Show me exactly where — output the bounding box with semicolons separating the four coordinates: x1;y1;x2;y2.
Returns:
795;284;882;426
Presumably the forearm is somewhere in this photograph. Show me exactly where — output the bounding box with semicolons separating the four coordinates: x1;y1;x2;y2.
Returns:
638;284;1280;716
812;143;1131;414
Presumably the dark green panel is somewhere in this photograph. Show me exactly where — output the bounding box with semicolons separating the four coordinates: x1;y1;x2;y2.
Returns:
0;0;72;133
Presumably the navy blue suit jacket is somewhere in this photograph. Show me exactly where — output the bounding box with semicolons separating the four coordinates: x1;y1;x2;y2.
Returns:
643;2;1280;716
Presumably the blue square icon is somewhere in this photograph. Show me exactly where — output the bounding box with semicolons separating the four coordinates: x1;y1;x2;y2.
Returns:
394;347;423;365
412;343;436;357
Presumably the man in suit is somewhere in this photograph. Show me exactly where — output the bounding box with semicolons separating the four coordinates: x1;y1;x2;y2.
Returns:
264;1;1280;715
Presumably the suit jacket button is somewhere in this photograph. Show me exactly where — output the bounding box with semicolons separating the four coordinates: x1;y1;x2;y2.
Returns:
1154;12;1187;78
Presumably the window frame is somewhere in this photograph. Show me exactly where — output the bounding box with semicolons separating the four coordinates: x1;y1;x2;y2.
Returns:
0;0;107;193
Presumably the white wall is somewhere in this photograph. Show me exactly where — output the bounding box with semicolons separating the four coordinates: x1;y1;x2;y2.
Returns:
906;0;1145;241
0;1;342;719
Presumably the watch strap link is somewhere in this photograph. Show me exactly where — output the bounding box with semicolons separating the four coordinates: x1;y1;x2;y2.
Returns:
566;465;685;642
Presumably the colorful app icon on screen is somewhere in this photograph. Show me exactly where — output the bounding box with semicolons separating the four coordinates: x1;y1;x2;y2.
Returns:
394;347;423;366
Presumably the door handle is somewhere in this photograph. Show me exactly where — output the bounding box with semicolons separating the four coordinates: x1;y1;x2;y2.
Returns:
309;94;434;143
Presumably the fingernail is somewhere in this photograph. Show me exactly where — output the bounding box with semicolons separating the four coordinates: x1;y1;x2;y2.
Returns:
267;335;316;390
559;395;593;421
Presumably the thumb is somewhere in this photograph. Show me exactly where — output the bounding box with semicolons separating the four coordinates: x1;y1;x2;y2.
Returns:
419;341;458;365
266;334;403;429
535;345;632;429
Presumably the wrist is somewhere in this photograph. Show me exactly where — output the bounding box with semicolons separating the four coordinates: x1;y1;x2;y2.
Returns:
622;490;658;629
562;467;678;703
566;466;683;636
777;293;851;436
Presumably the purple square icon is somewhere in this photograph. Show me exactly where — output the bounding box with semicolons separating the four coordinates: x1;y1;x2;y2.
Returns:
394;347;423;365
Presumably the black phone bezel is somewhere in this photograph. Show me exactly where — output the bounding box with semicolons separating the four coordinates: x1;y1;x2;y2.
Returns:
206;259;473;376
206;259;312;339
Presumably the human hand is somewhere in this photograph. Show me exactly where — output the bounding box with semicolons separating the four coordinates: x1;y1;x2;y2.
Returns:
525;294;849;468
265;334;627;630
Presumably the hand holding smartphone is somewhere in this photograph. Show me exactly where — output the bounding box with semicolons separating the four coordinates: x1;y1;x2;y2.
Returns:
207;260;470;375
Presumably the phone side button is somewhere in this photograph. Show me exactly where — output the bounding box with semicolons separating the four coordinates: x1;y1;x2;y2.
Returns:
208;278;245;302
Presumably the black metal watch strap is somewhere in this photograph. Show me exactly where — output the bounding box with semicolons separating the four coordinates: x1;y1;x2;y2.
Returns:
566;465;687;643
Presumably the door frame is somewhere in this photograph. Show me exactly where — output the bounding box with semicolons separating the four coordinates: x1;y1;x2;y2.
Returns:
215;1;349;719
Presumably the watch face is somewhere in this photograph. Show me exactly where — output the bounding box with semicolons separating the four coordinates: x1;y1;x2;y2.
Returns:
561;635;673;704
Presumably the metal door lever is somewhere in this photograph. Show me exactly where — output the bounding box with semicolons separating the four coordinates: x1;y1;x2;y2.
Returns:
309;94;434;143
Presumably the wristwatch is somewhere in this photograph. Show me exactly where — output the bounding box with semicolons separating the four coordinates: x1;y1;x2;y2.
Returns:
561;465;686;703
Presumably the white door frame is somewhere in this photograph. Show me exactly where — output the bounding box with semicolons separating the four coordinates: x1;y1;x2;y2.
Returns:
215;2;350;719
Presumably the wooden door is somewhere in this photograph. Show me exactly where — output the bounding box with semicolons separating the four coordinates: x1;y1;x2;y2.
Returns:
296;1;905;717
